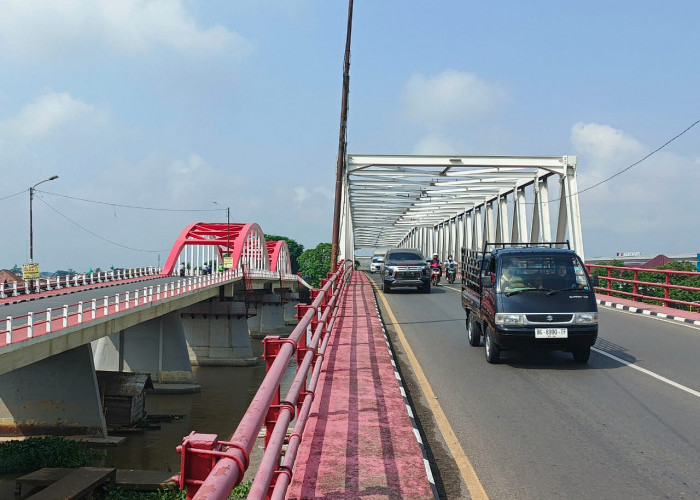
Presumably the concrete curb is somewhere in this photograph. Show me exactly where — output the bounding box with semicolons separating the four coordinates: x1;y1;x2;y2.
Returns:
369;287;439;500
596;299;700;327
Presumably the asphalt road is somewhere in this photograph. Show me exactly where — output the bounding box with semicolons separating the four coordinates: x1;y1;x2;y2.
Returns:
367;272;700;500
0;276;182;320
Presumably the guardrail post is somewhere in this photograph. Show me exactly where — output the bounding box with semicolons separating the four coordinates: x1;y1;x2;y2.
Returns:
63;305;68;328
134;290;139;308
157;285;161;301
115;293;120;313
104;296;109;316
5;317;11;344
92;299;97;320
664;272;671;307
12;281;18;297
27;312;33;338
78;302;83;323
0;282;4;299
46;308;52;333
262;336;285;449
176;432;221;500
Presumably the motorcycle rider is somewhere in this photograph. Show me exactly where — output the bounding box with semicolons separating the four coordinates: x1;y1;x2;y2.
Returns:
445;255;457;283
429;253;442;284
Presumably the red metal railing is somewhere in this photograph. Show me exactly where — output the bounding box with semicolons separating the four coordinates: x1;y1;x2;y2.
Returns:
175;260;354;500
586;264;700;310
0;269;296;348
0;267;161;299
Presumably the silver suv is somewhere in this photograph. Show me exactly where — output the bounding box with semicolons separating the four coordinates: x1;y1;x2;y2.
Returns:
370;256;384;273
382;248;431;293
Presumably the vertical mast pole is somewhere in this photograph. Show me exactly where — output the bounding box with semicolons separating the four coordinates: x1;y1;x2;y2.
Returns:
330;0;354;273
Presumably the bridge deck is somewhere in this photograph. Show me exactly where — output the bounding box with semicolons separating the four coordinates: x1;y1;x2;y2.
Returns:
287;272;435;499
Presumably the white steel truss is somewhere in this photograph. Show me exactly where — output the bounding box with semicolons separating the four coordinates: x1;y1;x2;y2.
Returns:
339;154;586;262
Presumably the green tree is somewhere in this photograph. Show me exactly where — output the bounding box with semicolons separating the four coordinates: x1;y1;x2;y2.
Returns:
264;234;304;273
53;268;76;277
297;243;332;287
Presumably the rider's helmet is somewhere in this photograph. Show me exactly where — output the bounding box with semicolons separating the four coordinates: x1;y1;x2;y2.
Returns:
432;253;438;260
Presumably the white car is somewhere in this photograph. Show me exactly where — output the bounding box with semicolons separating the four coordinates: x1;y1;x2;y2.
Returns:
370;256;384;273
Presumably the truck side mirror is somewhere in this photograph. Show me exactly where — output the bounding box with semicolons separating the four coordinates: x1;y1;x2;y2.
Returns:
481;275;494;288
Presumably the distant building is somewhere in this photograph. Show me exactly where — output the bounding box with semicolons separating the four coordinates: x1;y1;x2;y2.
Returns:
640;255;672;269
0;269;21;284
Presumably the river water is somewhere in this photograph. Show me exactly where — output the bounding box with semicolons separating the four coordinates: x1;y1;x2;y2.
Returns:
0;337;298;497
103;337;298;477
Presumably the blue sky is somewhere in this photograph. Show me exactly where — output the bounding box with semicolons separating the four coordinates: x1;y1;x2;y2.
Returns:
1;1;698;272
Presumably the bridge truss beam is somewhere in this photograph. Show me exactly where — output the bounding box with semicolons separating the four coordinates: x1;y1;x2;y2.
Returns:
340;154;586;261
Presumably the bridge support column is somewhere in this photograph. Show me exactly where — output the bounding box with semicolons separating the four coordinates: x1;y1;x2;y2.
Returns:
247;293;290;339
0;344;108;437
93;312;195;385
283;292;300;325
180;299;258;367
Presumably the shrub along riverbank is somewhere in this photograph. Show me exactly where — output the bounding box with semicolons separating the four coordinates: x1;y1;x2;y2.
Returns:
0;436;251;499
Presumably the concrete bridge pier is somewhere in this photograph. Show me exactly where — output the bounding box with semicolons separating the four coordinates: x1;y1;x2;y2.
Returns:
92;312;195;385
283;291;301;325
0;344;108;438
180;299;258;367
247;292;290;339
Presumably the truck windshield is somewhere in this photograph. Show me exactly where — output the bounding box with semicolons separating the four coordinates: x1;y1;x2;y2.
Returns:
499;255;588;293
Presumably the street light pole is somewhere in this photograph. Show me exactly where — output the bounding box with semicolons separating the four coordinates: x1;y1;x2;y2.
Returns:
214;202;231;268
29;175;59;263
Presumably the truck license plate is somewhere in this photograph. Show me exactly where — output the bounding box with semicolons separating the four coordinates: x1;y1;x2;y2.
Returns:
535;328;568;339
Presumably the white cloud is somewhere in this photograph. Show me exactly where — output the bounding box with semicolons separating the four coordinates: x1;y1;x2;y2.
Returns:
413;134;459;155
571;122;700;256
401;70;507;129
571;122;644;164
2;92;98;140
293;186;311;204
0;0;252;59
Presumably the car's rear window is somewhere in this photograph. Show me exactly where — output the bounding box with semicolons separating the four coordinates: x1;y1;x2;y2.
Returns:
388;252;423;261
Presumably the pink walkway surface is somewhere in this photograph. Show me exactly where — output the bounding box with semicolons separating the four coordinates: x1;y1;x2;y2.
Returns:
287;272;434;500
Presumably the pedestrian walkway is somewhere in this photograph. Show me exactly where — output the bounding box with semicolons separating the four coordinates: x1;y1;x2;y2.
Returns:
596;293;700;326
287;272;435;500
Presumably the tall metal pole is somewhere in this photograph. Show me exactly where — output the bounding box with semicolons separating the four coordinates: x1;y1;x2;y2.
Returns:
29;187;34;263
29;175;59;263
330;0;354;273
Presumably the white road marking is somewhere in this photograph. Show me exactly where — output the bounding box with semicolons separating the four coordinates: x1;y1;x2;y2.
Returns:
592;347;700;398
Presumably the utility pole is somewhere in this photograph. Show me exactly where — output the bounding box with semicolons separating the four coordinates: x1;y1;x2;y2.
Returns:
330;0;354;273
29;175;59;263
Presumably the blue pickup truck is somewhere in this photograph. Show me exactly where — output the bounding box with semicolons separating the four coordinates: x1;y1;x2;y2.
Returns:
461;242;599;364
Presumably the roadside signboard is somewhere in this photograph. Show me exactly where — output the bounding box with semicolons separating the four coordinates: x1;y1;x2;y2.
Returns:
223;256;233;269
22;263;40;280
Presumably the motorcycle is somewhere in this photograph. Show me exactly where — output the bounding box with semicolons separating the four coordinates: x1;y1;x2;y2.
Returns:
430;266;441;286
446;267;456;284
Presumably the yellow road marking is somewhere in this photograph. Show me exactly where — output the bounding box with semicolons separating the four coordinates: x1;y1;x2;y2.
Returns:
372;280;489;500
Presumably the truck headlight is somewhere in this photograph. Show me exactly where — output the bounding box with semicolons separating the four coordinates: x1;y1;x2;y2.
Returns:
574;312;598;324
495;313;524;326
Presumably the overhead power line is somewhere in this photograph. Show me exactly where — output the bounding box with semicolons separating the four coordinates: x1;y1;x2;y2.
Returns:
37;195;169;253
38;190;225;213
0;190;27;203
577;118;699;195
